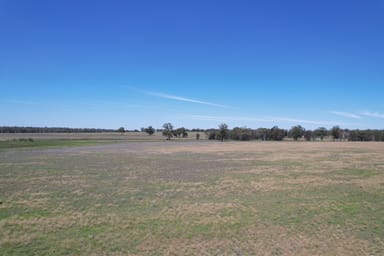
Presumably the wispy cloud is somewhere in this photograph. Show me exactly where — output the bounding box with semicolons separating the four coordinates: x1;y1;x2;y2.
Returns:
144;91;231;109
330;111;361;119
188;115;273;122
186;115;352;127
270;116;349;126
361;111;384;119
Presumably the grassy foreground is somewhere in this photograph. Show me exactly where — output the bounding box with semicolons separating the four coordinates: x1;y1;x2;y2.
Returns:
1;140;384;255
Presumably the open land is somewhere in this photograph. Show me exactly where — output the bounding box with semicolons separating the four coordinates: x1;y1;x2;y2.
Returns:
1;134;384;255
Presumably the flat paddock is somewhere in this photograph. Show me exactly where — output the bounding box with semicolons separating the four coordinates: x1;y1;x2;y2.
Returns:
1;140;384;255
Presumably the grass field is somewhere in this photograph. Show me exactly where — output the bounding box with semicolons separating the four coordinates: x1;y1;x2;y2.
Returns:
1;135;384;255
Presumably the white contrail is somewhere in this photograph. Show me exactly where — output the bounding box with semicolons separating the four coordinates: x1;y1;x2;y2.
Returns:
330;111;361;119
273;117;342;126
361;111;384;119
144;91;231;108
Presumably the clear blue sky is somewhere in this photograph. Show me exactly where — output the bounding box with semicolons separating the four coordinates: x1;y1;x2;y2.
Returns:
1;0;383;130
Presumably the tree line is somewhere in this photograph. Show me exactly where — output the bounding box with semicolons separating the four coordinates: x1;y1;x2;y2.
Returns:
204;124;384;142
142;123;384;142
2;124;384;142
0;126;116;133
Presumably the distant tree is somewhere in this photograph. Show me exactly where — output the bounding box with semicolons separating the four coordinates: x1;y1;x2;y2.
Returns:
175;127;188;138
182;129;188;138
314;127;328;141
304;130;314;141
357;130;367;141
162;123;174;140
255;128;269;141
347;129;384;141
144;126;155;135
205;129;218;140
289;125;305;141
270;126;286;141
218;123;228;142
331;126;341;141
117;127;125;133
231;127;252;141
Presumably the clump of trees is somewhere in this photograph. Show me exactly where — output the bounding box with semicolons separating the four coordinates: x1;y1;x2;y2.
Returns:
205;123;230;141
206;125;287;141
162;123;173;140
346;129;384;141
161;123;188;140
117;127;125;133
231;127;253;141
218;123;228;142
144;126;155;135
288;125;305;141
314;127;328;141
174;127;188;138
331;126;342;140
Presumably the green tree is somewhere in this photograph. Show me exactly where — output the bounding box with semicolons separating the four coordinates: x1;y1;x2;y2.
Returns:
231;127;252;141
289;125;305;141
175;127;188;138
144;126;155;135
162;123;174;140
205;129;218;140
314;127;328;141
218;123;228;142
304;130;313;141
331;126;341;141
117;127;125;133
256;128;269;141
270;126;286;141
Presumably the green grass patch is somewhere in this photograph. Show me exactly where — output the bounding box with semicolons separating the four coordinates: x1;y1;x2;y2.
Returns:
0;139;120;150
0;207;52;220
324;168;379;180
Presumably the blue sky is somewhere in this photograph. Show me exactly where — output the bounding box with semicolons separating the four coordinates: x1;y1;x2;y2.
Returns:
1;0;383;130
